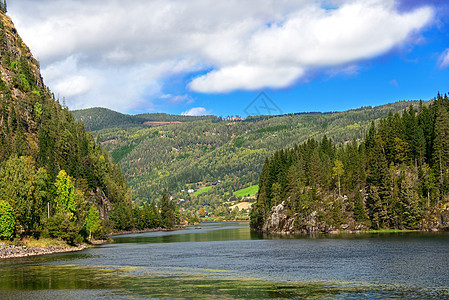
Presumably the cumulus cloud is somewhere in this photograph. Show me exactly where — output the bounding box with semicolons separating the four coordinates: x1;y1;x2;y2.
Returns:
7;0;434;112
190;64;304;93
190;0;433;92
181;107;211;116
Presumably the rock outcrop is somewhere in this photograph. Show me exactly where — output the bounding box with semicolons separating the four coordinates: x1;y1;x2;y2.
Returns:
262;202;296;233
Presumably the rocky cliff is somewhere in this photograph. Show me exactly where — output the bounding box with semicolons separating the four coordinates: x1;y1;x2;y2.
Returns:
0;11;131;239
261;200;449;234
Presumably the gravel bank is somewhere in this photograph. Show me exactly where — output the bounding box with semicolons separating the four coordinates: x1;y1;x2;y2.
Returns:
0;243;86;259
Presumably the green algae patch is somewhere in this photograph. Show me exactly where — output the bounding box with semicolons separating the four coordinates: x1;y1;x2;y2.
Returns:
114;274;374;299
1;264;448;299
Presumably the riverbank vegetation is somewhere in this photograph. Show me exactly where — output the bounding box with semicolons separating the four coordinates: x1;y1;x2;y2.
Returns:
0;12;181;248
251;93;449;232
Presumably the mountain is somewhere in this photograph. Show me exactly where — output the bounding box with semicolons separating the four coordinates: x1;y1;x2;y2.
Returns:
251;93;449;233
73;96;431;220
71;107;217;131
71;107;144;131
0;12;132;241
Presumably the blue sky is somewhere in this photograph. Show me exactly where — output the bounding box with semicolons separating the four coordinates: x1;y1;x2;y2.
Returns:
8;0;449;117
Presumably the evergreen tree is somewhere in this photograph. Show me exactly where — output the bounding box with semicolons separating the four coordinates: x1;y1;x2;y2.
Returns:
159;189;175;229
353;189;367;221
432;104;449;188
399;174;421;228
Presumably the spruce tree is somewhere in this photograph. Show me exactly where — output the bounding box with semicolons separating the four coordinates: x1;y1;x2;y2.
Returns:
353;189;367;222
432;104;449;187
159;189;175;229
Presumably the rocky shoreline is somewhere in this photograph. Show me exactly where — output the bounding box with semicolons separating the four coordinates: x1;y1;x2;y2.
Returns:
261;201;449;234
0;227;188;259
0;243;86;259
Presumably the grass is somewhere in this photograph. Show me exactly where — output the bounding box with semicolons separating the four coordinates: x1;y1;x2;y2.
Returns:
234;185;259;198
19;237;69;248
193;186;213;197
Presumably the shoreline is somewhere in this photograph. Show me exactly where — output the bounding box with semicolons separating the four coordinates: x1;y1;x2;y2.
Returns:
0;226;187;259
0;243;87;259
255;228;449;235
108;226;186;236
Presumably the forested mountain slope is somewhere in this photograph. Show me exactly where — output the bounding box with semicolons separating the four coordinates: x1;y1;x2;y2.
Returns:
251;94;449;233
0;12;132;242
72;107;217;131
74;95;430;220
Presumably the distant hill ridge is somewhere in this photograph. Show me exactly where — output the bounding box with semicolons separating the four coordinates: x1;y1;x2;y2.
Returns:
73;97;433;215
73;100;426;131
71;107;217;131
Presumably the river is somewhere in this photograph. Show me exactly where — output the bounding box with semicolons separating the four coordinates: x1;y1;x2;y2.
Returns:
0;222;448;299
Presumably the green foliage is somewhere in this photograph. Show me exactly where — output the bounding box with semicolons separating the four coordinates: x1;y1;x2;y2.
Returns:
0;15;133;241
111;144;136;163
159;189;175;229
55;170;76;214
0;156;48;235
234;136;244;148
109;204;134;231
34;102;43;116
84;99;423;210
71;108;218;131
251;94;449;232
46;212;82;245
85;205;100;239
253;124;288;134
0;200;15;239
19;74;29;90
9;60;17;71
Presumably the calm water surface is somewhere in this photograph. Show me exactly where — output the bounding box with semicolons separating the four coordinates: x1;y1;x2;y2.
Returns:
1;222;449;299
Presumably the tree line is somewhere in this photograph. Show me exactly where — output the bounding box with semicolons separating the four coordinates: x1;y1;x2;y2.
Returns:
251;93;449;232
0;13;179;243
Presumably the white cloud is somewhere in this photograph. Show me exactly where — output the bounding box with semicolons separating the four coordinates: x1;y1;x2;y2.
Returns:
189;64;303;93
181;107;211;116
439;48;449;69
7;0;434;112
191;0;433;92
